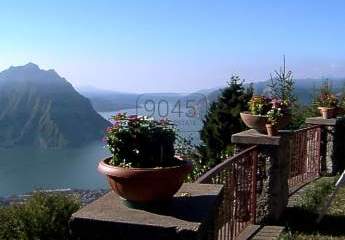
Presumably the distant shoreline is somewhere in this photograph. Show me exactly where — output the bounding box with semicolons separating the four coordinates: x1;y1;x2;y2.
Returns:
0;188;109;207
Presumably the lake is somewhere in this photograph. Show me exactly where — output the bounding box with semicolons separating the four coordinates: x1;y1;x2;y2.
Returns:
0;109;203;196
0;142;109;196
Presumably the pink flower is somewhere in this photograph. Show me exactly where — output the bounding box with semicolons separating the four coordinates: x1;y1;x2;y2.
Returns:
128;114;138;120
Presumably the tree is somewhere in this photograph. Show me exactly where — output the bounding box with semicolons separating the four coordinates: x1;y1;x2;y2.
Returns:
199;75;253;167
268;56;301;129
268;55;296;104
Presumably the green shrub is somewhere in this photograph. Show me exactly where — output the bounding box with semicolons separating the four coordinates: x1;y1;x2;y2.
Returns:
299;178;336;212
0;192;80;240
200;75;253;166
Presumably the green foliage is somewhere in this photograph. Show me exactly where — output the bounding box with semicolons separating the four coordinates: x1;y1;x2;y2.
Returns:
105;113;177;168
175;136;209;182
199;75;253;166
286;104;319;130
0;192;80;240
299;178;336;212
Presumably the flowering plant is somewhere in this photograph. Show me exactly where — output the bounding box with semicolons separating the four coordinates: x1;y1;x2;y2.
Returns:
105;113;177;168
316;93;338;108
266;107;283;126
315;81;338;108
248;95;291;116
271;98;291;115
248;96;272;115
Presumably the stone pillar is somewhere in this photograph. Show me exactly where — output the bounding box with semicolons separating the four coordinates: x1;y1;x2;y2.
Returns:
231;129;289;223
69;183;223;240
306;117;345;175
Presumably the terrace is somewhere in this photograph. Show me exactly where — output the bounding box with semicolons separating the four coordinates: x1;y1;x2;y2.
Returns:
69;115;345;240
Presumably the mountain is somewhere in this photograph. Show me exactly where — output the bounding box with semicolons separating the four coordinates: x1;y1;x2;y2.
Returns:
0;63;110;148
77;86;139;112
79;78;345;119
78;86;191;112
204;78;345;106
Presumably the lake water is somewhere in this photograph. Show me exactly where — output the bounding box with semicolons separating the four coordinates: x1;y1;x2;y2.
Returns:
0;109;203;196
0;142;109;196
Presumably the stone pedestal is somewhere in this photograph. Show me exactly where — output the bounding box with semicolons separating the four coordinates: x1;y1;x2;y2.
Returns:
306;117;345;175
231;129;289;223
69;183;223;240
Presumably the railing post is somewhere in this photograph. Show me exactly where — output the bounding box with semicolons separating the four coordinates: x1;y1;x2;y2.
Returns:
251;148;258;224
231;130;289;223
306;117;345;175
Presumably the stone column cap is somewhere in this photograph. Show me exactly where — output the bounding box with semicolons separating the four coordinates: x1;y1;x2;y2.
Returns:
70;183;223;240
305;117;345;126
231;129;281;145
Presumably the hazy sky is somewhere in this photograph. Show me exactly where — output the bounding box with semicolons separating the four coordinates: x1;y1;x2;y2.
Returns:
1;0;345;92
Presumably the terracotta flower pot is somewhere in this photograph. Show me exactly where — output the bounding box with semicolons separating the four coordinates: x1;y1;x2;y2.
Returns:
240;112;268;133
318;107;336;119
98;157;193;203
265;124;278;136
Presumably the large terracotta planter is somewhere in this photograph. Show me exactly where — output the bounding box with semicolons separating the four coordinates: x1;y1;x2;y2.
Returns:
318;107;336;119
240;112;268;133
98;157;193;203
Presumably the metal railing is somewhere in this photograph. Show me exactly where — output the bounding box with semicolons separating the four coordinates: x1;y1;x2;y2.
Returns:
196;146;258;240
288;125;321;189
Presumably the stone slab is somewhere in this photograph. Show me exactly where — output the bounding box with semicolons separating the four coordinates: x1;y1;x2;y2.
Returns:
251;226;284;240
305;117;338;126
231;129;281;146
69;183;223;240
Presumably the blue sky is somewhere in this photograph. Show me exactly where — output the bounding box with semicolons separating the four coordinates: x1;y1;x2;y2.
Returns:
1;0;345;92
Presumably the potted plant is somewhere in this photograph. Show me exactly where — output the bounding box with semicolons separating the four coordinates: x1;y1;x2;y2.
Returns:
98;113;193;203
315;82;338;119
271;98;291;129
240;96;271;133
266;106;283;136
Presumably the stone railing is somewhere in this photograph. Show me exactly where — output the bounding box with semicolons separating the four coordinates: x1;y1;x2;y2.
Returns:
196;146;258;240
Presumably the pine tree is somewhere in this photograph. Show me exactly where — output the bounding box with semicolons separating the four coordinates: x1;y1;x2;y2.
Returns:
268;55;296;104
199;75;253;167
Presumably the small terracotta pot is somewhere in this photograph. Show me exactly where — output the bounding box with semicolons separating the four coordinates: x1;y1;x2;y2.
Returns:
318;107;336;119
240;112;268;133
265;124;278;136
98;157;193;203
